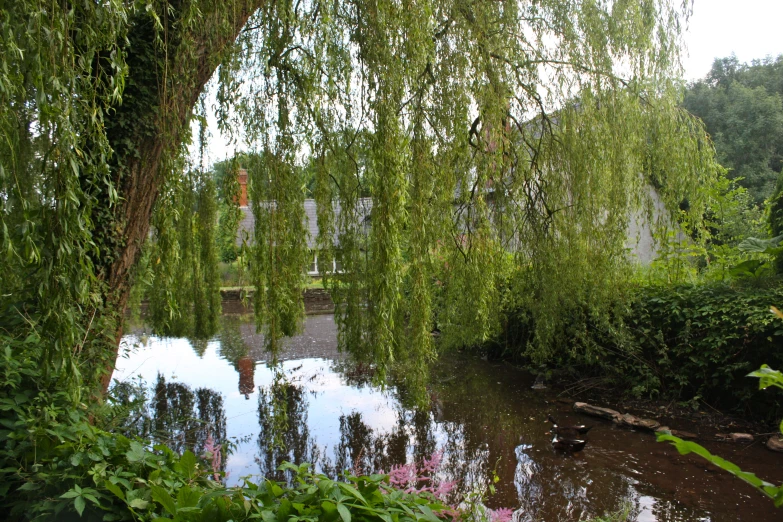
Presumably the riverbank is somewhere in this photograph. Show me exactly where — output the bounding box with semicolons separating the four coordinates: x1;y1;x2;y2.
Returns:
219;287;335;314
536;369;782;451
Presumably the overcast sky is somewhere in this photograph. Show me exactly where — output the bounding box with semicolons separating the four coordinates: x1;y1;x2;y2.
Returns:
683;0;783;80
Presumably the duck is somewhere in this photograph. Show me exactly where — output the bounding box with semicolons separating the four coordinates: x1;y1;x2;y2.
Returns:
547;415;592;437
551;435;587;453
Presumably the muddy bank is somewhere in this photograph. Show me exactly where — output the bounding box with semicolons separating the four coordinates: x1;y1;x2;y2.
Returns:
535;373;783;452
559;400;783;452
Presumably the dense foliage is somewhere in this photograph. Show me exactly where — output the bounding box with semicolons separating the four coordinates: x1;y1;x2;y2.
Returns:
1;0;716;401
459;170;781;417
684;55;783;203
499;278;783;416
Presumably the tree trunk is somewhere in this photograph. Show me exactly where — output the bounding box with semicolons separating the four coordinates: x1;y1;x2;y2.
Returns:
97;1;262;393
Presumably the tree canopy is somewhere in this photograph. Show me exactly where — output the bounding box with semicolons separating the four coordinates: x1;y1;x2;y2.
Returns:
684;55;783;203
0;0;717;398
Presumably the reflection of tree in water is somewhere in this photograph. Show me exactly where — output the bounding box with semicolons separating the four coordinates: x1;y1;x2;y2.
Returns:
256;369;325;482
152;374;227;458
333;409;436;477
109;376;153;437
331;359;376;388
190;338;209;357
109;374;227;472
217;315;250;366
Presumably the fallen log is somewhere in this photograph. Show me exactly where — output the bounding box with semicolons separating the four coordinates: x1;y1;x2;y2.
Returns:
573;402;622;422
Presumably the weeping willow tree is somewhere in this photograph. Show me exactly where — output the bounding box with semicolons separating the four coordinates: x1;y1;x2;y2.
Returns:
0;0;717;398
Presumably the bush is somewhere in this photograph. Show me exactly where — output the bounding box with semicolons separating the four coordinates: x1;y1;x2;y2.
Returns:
502;279;783;417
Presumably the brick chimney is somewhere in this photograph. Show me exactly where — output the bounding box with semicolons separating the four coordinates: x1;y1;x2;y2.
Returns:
237;168;248;207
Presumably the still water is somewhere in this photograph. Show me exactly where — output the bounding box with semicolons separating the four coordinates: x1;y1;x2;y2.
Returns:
114;312;783;522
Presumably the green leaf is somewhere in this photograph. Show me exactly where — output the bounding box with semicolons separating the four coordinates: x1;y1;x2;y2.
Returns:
338;483;368;505
177;485;201;508
337;503;352;522
657;433;781;499
737;235;783;254
278;462;300;473
417;504;441;522
317;479;335;495
70;453;83;467
150;484;177;516
103;481;125;501
728;259;766;278
177;450;197;479
747;365;783;391
74;496;86;516
128;498;149;510
125;441;147;464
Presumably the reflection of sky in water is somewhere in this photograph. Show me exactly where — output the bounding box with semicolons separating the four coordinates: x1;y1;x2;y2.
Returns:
114;336;413;483
115;316;783;522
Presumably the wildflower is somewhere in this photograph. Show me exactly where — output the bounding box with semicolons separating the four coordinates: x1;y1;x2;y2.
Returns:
489;508;514;522
432;479;457;501
203;434;223;481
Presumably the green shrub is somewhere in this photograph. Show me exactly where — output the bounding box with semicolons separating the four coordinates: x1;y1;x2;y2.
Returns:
768;169;783;274
502;279;783;417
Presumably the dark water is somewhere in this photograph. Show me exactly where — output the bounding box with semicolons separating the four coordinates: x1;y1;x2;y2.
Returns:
114;313;783;522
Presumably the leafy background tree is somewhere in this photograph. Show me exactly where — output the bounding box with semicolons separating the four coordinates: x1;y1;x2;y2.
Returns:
684;55;783;203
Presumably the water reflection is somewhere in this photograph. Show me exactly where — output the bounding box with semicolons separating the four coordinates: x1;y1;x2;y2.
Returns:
153;375;227;456
111;374;227;464
238;357;255;398
115;313;783;522
256;370;325;481
331;409;436;477
217;315;250;364
217;316;256;399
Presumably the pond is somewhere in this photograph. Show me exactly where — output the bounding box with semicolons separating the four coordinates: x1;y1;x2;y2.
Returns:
113;311;783;522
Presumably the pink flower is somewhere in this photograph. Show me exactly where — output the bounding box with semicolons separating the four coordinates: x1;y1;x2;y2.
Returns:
203;434;223;481
432;479;456;501
421;450;443;474
381;450;511;522
384;451;455;502
489;508;514;522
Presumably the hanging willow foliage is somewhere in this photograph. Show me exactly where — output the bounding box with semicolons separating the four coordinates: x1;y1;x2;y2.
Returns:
1;0;717;399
